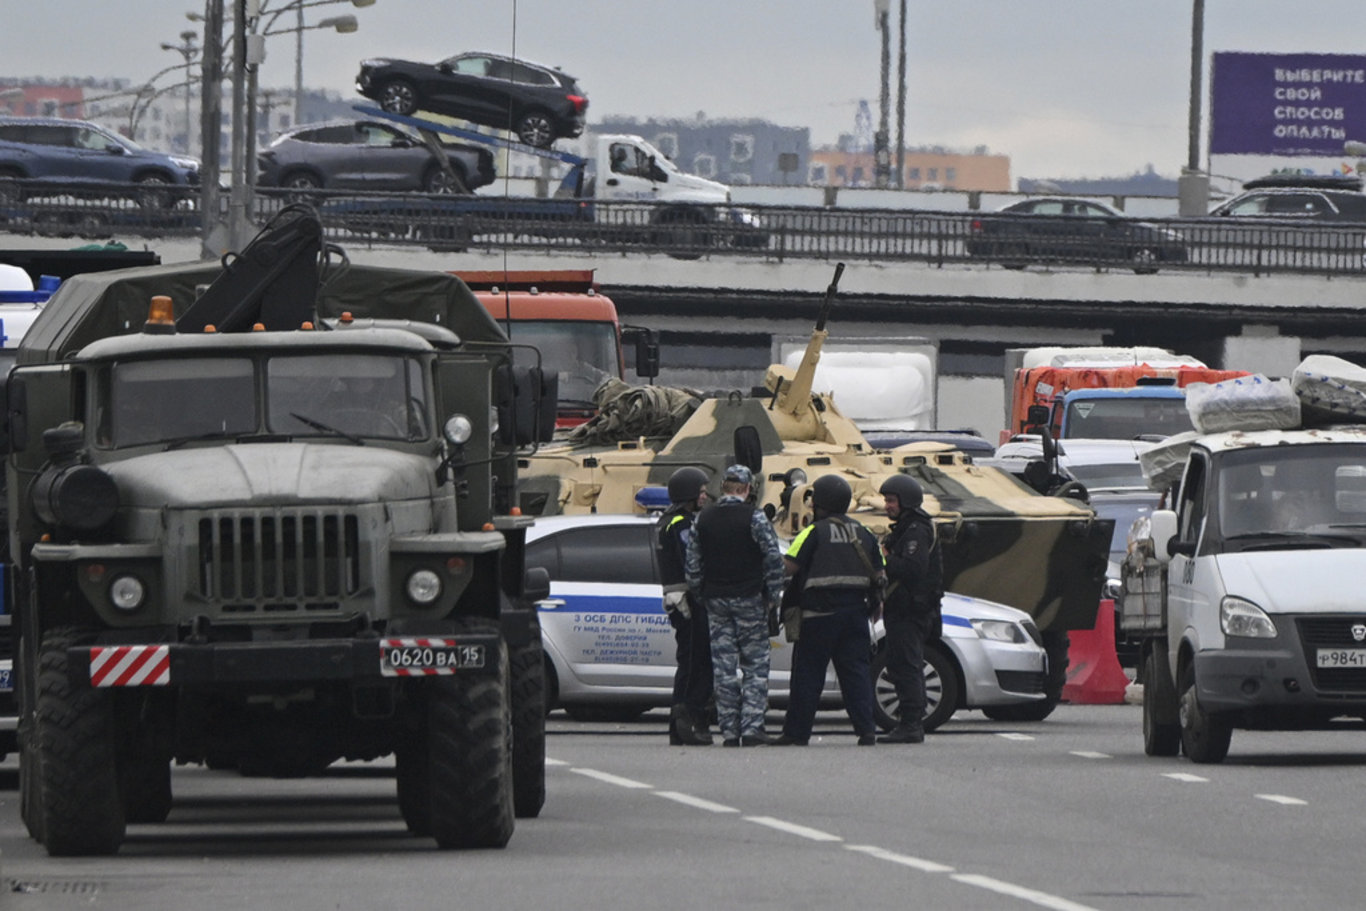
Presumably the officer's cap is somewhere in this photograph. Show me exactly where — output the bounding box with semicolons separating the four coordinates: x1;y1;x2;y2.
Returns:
723;464;754;487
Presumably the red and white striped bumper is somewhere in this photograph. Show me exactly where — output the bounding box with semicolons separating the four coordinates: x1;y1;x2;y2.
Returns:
89;645;171;687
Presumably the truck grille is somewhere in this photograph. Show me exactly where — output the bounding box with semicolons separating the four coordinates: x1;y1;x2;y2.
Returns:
196;510;362;611
1297;616;1366;692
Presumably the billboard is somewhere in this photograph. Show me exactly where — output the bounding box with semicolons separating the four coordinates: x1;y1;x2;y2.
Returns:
1210;52;1366;156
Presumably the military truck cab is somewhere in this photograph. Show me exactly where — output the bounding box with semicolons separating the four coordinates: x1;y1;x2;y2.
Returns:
1125;427;1366;763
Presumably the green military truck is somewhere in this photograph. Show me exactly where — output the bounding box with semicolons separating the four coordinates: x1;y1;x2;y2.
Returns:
2;208;553;855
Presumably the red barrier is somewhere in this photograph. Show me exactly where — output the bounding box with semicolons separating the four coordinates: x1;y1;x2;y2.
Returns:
1062;599;1130;704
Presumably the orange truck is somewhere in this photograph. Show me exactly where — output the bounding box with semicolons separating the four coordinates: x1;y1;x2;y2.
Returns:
453;269;659;428
1002;346;1249;444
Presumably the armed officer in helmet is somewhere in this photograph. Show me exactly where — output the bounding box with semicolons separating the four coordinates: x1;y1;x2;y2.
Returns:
773;475;882;746
877;475;943;744
657;467;714;746
684;464;785;747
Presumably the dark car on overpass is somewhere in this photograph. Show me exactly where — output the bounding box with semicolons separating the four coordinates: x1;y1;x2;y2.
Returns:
966;196;1188;274
356;51;587;148
256;118;495;197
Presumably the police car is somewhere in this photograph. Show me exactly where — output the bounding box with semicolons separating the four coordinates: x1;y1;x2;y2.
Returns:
527;514;1048;732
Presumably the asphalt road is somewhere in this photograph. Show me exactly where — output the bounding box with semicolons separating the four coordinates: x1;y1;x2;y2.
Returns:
1;703;1364;910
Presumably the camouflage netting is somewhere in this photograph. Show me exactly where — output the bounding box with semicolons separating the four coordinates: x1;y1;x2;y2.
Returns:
565;377;703;445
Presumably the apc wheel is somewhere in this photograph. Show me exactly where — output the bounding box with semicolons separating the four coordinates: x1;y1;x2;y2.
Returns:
1142;647;1181;757
429;622;514;849
379;79;419;116
514;110;555;148
1179;660;1231;764
36;628;125;856
510;632;547;819
871;641;960;733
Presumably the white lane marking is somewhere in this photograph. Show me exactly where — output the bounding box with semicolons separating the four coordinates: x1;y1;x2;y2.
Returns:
743;816;843;842
1256;793;1307;806
653;791;739;813
845;844;955;873
1162;772;1209;783
546;758;569;766
952;873;1101;911
571;768;653;789
1069;750;1111;760
997;732;1035;741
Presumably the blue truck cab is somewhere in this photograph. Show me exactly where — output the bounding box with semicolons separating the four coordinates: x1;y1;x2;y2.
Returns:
1058;384;1194;440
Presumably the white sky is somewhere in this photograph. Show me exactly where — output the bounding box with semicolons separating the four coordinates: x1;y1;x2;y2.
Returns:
7;0;1366;181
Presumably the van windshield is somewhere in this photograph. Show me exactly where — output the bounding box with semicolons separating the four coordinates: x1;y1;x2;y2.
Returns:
1217;445;1366;543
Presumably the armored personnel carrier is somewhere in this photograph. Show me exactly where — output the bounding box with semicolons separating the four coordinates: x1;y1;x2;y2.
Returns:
517;265;1113;714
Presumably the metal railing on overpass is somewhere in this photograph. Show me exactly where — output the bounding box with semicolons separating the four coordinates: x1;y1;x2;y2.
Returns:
3;179;1365;278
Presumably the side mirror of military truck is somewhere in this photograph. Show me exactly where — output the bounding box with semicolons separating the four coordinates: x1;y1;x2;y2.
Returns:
1;373;25;455
524;566;551;603
495;363;558;446
622;325;660;379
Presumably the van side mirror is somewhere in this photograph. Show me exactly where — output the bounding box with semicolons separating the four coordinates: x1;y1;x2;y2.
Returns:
1149;509;1181;562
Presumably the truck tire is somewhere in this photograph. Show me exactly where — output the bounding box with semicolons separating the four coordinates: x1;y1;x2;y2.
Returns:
1142;646;1181;757
395;732;431;837
509;632;547;819
1178;660;1231;764
16;634;45;844
36;628;126;856
428;621;514;849
870;641;960;733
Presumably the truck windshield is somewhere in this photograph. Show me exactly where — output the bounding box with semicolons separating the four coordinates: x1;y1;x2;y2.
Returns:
1218;445;1366;540
502;321;620;404
96;352;429;448
267;353;429;441
1063;397;1193;440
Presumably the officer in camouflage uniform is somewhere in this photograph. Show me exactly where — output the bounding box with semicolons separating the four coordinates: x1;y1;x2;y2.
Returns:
685;464;785;746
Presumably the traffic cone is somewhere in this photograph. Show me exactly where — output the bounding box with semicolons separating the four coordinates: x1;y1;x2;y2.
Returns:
1062;599;1129;704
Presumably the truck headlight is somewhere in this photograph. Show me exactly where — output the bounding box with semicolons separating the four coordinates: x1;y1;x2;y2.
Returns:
971;618;1028;644
108;575;146;611
444;414;473;446
405;569;442;605
1220;596;1277;638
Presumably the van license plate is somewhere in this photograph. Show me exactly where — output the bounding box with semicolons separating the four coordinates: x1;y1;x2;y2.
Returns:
1316;649;1366;668
380;639;486;676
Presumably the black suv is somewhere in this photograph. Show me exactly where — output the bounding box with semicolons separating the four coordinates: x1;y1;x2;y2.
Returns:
1209;175;1366;221
356;51;587;148
256;118;495;196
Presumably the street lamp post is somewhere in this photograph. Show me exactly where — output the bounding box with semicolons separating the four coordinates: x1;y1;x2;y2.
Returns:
159;30;200;153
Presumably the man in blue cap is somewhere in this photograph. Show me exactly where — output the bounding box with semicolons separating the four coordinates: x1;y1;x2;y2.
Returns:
685;464;785;746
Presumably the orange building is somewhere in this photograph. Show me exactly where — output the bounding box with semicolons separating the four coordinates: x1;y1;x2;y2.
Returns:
809;147;1011;191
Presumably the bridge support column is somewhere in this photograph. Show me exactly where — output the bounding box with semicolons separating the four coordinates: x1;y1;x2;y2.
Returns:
1223;325;1301;377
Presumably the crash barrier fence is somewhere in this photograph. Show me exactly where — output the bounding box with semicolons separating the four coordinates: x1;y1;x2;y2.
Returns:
2;179;1365;278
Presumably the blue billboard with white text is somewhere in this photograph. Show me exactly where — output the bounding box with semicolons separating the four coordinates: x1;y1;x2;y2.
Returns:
1211;52;1366;156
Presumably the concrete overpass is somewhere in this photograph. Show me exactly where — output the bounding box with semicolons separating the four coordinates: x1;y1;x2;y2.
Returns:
7;233;1365;437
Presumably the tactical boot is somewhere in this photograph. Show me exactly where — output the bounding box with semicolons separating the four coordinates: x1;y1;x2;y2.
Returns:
877;725;925;745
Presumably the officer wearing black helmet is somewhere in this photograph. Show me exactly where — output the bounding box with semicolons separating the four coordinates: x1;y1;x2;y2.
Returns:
657;467;714;746
772;474;882;746
877;474;943;744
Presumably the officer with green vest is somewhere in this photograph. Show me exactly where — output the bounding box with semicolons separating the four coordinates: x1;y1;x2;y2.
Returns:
657;466;714;746
772;474;882;746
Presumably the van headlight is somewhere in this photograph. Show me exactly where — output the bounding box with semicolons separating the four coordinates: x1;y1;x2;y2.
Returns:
405;569;443;605
1220;596;1276;638
971;618;1029;644
109;575;146;611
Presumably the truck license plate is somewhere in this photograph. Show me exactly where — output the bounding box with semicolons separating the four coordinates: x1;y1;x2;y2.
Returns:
380;638;485;676
0;661;10;693
1316;648;1366;668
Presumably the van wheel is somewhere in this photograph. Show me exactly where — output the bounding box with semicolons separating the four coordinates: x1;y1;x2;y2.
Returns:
871;642;960;733
1179;660;1231;763
1142;646;1181;756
